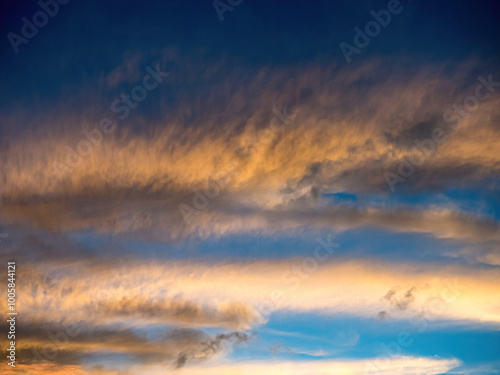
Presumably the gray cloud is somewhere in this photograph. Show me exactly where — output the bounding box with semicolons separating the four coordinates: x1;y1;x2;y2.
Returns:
173;331;252;369
383;286;418;311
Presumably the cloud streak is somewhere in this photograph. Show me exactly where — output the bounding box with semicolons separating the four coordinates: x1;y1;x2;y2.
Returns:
8;258;500;329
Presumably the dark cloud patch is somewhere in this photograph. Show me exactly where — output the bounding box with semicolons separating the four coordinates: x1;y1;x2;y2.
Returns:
377;311;390;321
383;288;398;301
174;331;252;369
383;286;417;311
98;297;259;330
383;118;440;149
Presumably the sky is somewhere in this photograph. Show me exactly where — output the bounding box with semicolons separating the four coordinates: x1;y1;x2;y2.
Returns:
0;0;500;374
